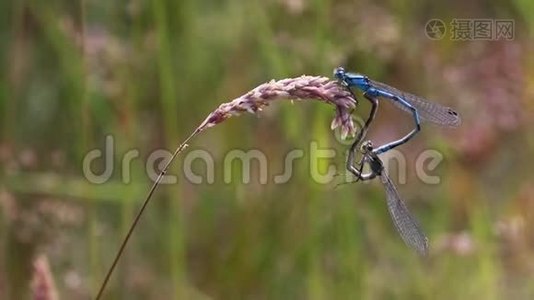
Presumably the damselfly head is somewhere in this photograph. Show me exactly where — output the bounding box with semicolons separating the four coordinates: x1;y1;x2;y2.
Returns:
360;140;374;153
333;67;346;80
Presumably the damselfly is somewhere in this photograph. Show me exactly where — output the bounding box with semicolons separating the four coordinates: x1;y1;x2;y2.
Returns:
334;67;461;157
350;140;429;256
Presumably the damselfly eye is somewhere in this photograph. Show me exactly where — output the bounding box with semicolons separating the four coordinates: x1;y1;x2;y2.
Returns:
360;140;373;152
333;67;345;79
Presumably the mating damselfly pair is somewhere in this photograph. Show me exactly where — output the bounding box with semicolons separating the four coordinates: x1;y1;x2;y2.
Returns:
334;67;461;255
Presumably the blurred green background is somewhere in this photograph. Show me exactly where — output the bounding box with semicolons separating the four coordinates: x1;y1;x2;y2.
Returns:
1;0;534;299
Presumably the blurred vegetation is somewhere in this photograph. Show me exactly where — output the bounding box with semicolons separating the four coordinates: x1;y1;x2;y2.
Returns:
1;0;534;299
